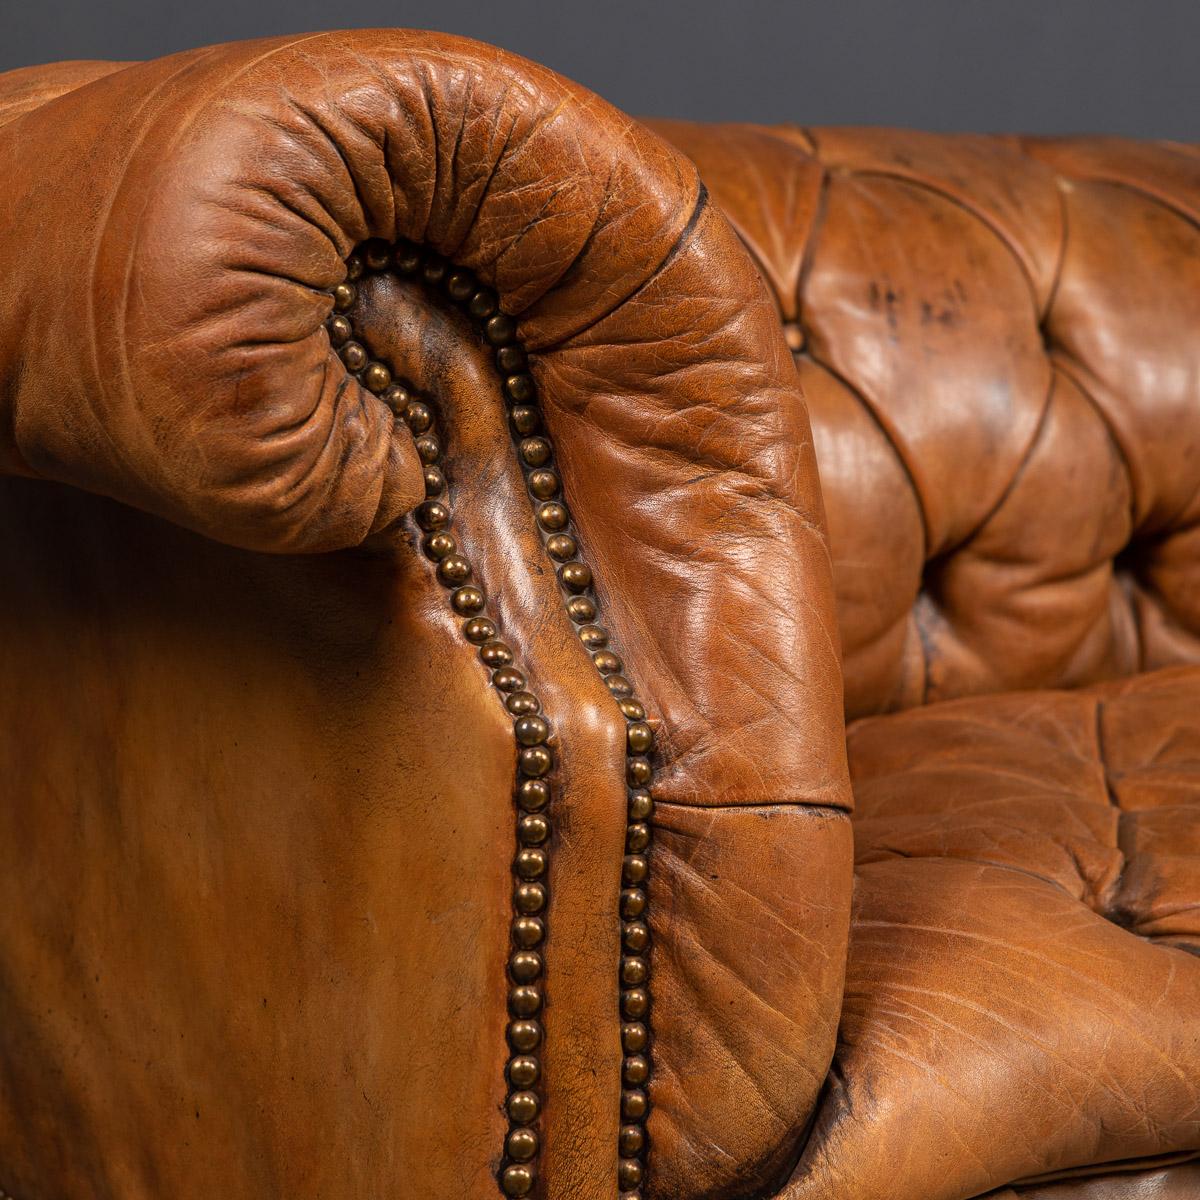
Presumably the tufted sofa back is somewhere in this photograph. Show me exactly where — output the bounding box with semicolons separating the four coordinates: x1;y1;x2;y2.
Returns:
652;122;1200;719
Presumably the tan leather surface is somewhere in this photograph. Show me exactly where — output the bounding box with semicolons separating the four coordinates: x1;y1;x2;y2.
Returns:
0;476;519;1196
652;121;1200;721
2;36;1197;1200
780;667;1200;1200
1000;1162;1200;1198
0;34;851;1200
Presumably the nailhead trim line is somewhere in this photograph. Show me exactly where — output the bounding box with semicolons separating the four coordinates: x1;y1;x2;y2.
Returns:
327;239;657;1200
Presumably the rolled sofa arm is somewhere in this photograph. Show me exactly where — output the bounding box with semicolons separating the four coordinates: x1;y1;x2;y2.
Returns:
0;31;851;1200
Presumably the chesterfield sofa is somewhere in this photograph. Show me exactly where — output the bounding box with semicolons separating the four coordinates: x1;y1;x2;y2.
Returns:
1;28;1197;1200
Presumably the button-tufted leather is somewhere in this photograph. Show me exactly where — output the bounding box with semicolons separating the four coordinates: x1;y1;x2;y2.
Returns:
0;33;1196;1200
649;119;1200;1200
651;121;1200;721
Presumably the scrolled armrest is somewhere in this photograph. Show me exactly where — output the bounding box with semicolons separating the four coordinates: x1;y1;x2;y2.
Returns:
0;31;852;1200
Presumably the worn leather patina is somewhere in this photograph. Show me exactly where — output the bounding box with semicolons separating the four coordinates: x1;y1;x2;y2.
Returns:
0;32;1196;1200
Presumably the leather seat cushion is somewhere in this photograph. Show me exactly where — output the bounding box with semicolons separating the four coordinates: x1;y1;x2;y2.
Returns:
782;666;1200;1200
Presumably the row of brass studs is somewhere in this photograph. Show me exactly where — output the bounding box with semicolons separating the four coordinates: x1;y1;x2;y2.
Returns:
328;244;555;1199
328;239;657;1199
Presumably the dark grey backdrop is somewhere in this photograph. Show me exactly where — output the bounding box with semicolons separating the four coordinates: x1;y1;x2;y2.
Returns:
6;0;1200;139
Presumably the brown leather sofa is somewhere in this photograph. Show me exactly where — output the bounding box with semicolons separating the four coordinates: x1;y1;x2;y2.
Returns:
0;29;1196;1200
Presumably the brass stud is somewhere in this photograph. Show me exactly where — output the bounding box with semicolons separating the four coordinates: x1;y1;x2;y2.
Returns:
497;345;527;373
624;1056;652;1084
447;270;476;302
627;722;654;754
393;242;422;274
508;1056;540;1088
515;848;547;879
620;888;647;918
423;465;446;496
519;747;553;778
512;919;545;950
546;534;577;561
627;758;652;787
507;1019;542;1052
507;1127;539;1162
436;554;472;587
332;282;357;311
404;400;433;433
507;1089;540;1124
493;667;526;693
620;699;647;722
509;986;542;1017
514;715;550;746
480;640;515;667
593;650;622;675
607;674;634;698
517;779;550;811
518;813;550;845
364;239;391;271
423;532;456;561
559;562;593;593
486;314;517;346
415;501;450;531
514;883;547;914
623;855;648;884
506;691;540;716
618;1159;644;1189
537;502;569;532
463;617;497;644
621;956;648;986
626;823;651;853
510;947;545;982
621;989;649;1020
340;341;368;371
528;469;559;499
384;383;409;412
422;256;447;285
519;437;552;467
578;625;608;650
345;254;364;281
623;921;650;953
511;407;541;436
566;595;597;623
628;790;654;821
451;586;485;615
469;289;498;320
621;1089;648;1121
504;374;536;404
327;314;352;344
621;1022;648;1054
619;1123;646;1157
501;1164;534;1197
363;362;392;393
415;434;441;465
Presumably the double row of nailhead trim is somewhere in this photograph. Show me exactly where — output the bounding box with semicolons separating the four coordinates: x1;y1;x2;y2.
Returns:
326;239;656;1199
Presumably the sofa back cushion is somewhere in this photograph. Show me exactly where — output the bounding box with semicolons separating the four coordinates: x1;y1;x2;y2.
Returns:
653;121;1200;719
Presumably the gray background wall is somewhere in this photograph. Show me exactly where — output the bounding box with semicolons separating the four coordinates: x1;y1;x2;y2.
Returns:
6;0;1199;139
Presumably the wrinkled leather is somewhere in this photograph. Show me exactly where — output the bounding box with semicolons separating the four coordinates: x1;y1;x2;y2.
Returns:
0;33;851;1200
